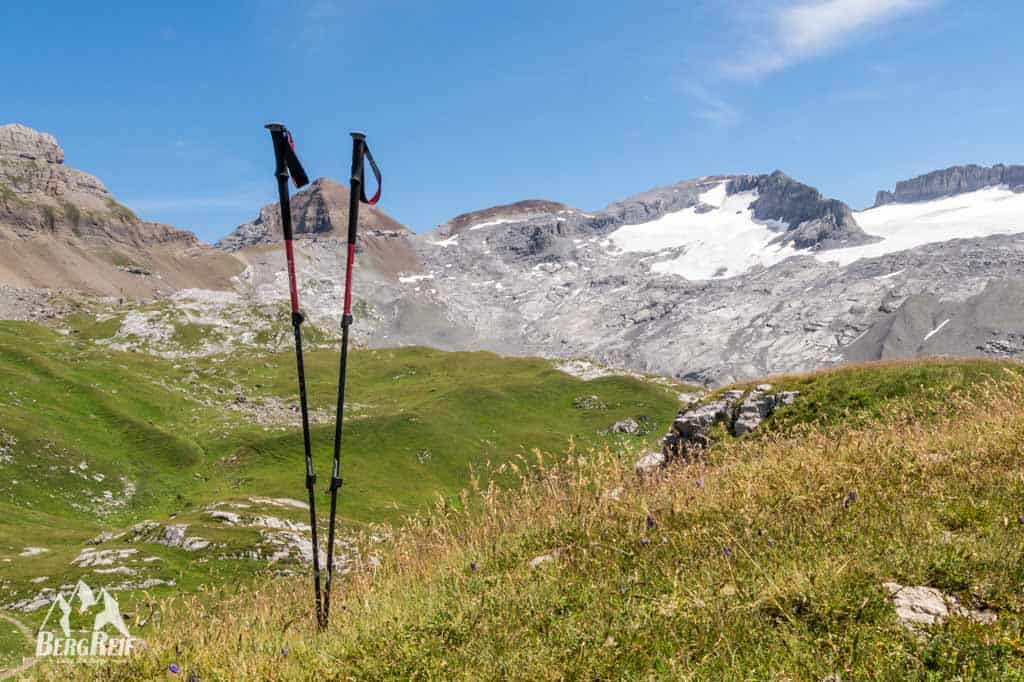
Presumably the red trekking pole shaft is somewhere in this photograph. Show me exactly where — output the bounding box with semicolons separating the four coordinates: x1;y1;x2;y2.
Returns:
323;131;381;625
264;123;325;629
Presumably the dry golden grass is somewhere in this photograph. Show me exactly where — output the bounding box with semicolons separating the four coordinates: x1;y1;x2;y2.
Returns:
38;363;1024;680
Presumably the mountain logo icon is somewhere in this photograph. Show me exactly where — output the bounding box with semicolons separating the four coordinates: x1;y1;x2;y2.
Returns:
35;580;135;660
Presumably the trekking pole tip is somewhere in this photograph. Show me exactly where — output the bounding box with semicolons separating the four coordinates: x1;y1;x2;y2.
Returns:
265;122;286;132
350;131;366;141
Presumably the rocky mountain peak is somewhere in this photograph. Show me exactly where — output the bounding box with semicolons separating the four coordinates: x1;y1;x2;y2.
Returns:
0;123;112;204
439;199;575;236
0;123;64;164
217;177;409;251
874;164;1024;206
728;170;872;250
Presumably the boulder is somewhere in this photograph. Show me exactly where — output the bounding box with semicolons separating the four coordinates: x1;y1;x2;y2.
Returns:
609;418;640;434
634;451;666;477
733;390;775;436
884;582;997;631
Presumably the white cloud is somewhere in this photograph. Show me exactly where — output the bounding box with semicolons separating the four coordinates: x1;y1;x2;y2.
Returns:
723;0;937;78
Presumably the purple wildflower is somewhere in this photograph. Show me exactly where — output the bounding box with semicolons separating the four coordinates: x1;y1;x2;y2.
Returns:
281;648;289;657
721;545;732;557
168;663;180;674
844;490;858;509
694;479;702;488
470;561;478;571
646;515;656;529
1018;516;1024;525
640;537;650;546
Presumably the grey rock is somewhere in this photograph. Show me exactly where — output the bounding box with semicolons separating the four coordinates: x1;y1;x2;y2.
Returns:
609;418;640;434
730;171;875;250
775;391;800;407
883;582;997;630
667;394;741;452
733;391;775;436
634;451;666;477
846;280;1024;363
573;395;606;410
874;164;1024;206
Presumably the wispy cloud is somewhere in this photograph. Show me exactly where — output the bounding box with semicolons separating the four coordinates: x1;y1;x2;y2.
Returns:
681;82;742;128
723;0;938;78
124;191;267;214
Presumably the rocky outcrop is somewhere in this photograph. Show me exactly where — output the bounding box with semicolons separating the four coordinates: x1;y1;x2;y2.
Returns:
874;164;1024;206
734;385;792;435
730;171;874;250
604;177;726;225
660;386;800;462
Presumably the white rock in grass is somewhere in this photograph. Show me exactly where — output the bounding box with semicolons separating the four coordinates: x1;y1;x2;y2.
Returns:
884;582;997;630
529;550;563;570
634;451;665;477
19;547;49;557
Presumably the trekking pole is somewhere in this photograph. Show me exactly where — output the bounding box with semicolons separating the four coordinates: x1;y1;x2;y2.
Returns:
264;123;326;629
322;131;382;626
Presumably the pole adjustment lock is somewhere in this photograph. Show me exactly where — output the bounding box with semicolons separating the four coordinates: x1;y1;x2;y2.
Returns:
292;311;305;327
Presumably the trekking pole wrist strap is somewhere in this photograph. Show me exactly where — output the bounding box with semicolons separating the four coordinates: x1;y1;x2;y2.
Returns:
359;145;382;205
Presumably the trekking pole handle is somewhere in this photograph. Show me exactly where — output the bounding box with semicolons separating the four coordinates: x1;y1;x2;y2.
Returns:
265;123;310;193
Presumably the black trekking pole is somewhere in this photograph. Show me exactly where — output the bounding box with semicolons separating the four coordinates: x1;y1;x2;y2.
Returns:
322;132;382;626
264;123;326;629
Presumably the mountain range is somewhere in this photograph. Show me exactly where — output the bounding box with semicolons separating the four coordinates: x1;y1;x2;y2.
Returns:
2;122;1022;384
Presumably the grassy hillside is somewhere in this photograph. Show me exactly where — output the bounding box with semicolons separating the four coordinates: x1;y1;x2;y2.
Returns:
0;321;684;673
38;358;1024;680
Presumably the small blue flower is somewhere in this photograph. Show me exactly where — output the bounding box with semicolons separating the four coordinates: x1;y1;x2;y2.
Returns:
721;545;732;557
645;515;656;529
640;537;650;546
470;561;478;571
281;647;288;657
168;663;180;674
844;490;858;508
694;479;702;488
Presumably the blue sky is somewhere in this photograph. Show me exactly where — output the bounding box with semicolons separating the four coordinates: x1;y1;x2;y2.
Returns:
3;1;1022;241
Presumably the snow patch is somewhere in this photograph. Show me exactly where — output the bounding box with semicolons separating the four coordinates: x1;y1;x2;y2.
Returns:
399;273;435;284
608;184;797;280
468;218;518;231
429;235;459;248
924;318;951;342
820;186;1024;266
